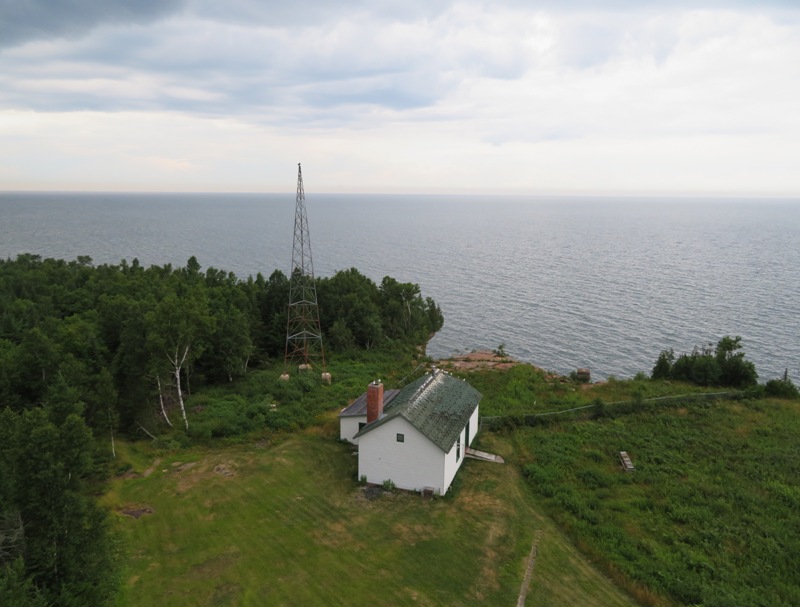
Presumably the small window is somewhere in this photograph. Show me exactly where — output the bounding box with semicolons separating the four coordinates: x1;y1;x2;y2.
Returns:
456;440;461;461
358;422;366;431
396;433;405;443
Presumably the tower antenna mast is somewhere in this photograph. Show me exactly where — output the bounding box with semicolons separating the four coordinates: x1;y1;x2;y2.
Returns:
283;163;327;380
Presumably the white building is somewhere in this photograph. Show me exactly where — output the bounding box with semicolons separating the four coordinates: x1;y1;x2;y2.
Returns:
338;387;400;445
340;369;481;495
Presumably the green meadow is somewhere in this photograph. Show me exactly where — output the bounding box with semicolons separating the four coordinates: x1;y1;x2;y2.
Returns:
104;422;636;607
514;398;800;607
102;360;800;606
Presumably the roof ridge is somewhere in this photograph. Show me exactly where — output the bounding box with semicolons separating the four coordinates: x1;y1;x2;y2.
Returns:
404;370;446;414
408;370;439;402
352;370;481;451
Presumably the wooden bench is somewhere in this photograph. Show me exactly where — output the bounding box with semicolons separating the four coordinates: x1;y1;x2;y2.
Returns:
619;451;635;472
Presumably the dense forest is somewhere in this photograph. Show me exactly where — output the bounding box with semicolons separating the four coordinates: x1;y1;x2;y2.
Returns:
0;254;443;605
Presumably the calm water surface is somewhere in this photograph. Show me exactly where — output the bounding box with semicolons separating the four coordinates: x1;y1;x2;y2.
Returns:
2;192;799;383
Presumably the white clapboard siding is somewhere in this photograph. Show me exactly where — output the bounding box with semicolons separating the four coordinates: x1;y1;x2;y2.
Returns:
340;415;366;444
467;406;480;447
358;417;446;493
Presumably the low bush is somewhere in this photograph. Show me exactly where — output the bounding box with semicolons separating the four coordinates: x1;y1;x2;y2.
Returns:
651;336;758;388
190;395;278;438
765;377;800;399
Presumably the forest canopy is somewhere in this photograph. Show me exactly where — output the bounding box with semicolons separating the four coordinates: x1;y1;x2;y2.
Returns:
0;254;443;431
0;253;444;604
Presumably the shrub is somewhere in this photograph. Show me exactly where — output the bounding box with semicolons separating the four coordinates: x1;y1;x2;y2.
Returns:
523;464;562;497
651;348;674;379
651;337;758;388
190;395;274;438
577;468;610;489
765;378;800;399
493;343;507;358
585;449;604;463
297;372;318;393
590;398;606;419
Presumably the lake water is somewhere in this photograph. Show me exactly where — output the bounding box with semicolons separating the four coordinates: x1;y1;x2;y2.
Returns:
2;191;799;383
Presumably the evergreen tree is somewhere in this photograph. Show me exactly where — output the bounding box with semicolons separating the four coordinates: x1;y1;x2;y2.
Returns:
1;387;118;605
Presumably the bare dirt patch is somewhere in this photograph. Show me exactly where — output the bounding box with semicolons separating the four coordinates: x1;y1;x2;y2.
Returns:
211;583;241;606
390;522;436;546
142;458;162;478
174;464;205;493
353;485;386;504
172;461;198;472
121;505;154;519
312;520;365;550
214;463;236;477
460;491;508;515
168;458;240;493
189;551;240;580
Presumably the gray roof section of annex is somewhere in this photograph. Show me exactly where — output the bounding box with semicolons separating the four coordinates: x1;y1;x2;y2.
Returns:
338;388;401;417
352;370;482;452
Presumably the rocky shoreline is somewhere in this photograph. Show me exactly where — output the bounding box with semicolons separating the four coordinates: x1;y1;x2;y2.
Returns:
437;349;539;373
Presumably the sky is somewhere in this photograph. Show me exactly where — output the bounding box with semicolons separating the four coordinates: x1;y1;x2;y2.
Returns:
1;0;799;195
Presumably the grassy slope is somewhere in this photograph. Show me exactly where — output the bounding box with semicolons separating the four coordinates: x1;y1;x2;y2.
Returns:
105;357;800;606
514;398;800;606
104;423;636;607
438;364;800;605
465;363;728;418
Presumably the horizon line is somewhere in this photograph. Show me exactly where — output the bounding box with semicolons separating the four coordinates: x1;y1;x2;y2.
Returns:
2;188;800;200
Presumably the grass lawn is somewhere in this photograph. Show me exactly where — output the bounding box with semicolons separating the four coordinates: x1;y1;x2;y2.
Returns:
104;423;637;607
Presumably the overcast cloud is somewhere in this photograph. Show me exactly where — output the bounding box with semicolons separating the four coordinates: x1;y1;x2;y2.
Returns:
1;0;798;194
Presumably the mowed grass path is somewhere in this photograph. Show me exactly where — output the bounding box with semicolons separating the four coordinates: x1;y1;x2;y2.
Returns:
106;430;638;607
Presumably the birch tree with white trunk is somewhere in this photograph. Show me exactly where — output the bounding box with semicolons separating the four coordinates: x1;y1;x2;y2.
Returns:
156;376;173;427
146;291;213;431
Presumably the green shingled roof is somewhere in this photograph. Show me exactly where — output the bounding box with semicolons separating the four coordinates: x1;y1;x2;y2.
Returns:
353;370;482;452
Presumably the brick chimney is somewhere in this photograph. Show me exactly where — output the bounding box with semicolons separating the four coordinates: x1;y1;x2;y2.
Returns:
366;380;384;423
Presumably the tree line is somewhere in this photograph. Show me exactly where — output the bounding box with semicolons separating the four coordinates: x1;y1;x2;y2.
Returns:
0;254;443;430
0;253;443;605
651;335;798;397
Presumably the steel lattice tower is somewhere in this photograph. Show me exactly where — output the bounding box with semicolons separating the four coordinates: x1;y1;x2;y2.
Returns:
284;163;326;372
